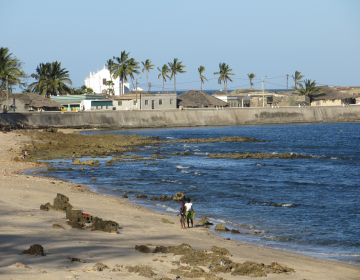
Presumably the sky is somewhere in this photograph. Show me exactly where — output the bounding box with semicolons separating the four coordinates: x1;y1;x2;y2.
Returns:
2;0;360;92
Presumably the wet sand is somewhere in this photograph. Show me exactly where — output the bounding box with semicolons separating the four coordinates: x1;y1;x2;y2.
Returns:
0;130;360;280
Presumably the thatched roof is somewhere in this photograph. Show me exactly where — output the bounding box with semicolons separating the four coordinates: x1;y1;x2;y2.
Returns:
13;93;61;108
178;90;228;108
311;86;354;101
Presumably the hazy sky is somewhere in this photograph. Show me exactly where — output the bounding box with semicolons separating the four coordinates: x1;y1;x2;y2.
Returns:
2;0;359;92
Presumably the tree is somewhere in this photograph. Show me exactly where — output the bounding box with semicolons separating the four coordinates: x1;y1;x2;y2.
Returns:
112;51;138;95
0;47;25;91
28;62;51;96
198;66;208;91
142;59;155;92
247;73;256;88
28;62;72;96
157;64;171;93
295;79;323;96
127;58;140;90
105;80;115;95
214;63;234;92
106;59;115;82
168;58;186;94
292;71;304;89
69;85;94;95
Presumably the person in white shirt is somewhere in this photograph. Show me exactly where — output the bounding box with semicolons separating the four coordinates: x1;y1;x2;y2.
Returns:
184;198;195;228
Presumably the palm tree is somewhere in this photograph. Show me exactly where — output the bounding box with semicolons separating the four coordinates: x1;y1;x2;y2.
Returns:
46;61;72;96
142;59;155;92
106;59;115;82
28;62;50;96
168;58;186;94
112;51;130;95
157;64;171;93
28;62;72;96
247;73;256;88
292;71;305;89
127;58;140;90
214;63;235;92
295;79;323;96
0;47;25;90
198;66;208;91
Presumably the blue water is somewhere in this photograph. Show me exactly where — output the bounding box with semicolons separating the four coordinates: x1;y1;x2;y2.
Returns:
149;89;294;95
36;123;360;264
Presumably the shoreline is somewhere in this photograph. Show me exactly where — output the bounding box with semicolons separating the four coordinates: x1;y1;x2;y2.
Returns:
1;131;360;279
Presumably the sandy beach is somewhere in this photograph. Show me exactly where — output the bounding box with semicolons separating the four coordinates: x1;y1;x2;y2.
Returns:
1;130;360;280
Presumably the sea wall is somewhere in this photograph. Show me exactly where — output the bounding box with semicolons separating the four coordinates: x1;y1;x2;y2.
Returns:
1;106;360;129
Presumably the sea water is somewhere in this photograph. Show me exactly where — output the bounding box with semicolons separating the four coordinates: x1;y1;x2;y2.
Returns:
35;122;360;264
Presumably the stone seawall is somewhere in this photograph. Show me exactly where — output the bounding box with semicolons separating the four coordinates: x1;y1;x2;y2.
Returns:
1;106;360;129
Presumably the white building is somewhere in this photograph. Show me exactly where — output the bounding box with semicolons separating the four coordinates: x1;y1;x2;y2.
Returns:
84;66;130;96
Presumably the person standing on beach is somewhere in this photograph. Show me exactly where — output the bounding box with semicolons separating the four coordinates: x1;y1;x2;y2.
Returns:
72;152;76;162
24;150;28;158
177;201;186;229
185;198;195;228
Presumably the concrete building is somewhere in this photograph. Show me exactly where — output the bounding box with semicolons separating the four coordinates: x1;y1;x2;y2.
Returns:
84;66;130;95
51;94;112;111
112;92;177;110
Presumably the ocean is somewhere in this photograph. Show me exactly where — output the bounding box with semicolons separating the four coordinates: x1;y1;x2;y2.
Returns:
149;89;292;95
33;122;360;265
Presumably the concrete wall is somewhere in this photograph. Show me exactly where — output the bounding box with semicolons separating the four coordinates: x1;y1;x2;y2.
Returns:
1;106;360;129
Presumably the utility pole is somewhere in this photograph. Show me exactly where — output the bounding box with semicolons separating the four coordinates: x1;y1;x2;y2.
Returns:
287;74;289;91
262;77;265;107
135;79;138;109
6;75;9;112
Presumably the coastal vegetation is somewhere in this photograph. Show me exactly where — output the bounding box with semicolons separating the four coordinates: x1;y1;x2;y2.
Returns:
295;79;323;96
141;59;155;92
292;70;305;89
168;58;186;94
28;61;72;97
214;63;235;92
0;47;26;92
157;64;171;93
1;46;330;96
111;51;138;95
247;73;256;88
198;66;208;90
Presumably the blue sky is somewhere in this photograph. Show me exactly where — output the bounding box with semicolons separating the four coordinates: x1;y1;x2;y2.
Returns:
2;0;359;92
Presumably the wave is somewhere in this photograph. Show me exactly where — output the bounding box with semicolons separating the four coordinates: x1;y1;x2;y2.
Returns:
176;165;190;169
189;185;197;188
166;207;178;213
250;201;295;208
181;170;191;174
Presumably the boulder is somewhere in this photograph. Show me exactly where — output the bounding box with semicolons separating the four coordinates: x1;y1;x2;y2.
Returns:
91;217;119;233
22;244;45;256
214;223;230;231
135;245;152;253
72;159;81;165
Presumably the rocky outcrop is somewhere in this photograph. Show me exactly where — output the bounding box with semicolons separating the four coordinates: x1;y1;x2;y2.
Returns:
173;192;186;201
40;193;73;212
41;194;118;234
136;243;294;278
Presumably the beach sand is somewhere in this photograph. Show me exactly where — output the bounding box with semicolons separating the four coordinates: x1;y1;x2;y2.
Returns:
0;130;359;280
